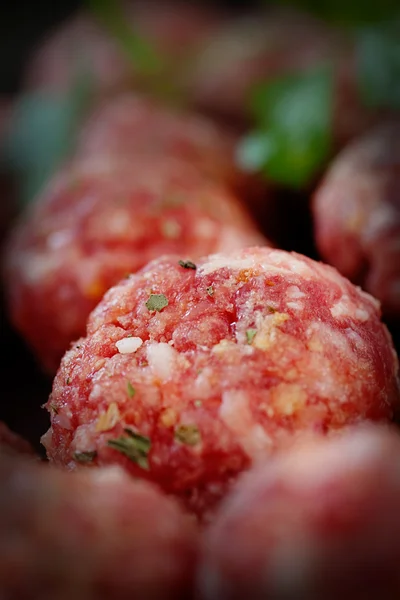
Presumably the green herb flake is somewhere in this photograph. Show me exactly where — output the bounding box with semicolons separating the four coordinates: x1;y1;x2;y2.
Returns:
175;424;201;446
66;377;71;385
145;293;168;312
178;260;197;270
194;400;203;408
267;305;277;314
206;286;215;297
107;428;151;470
246;328;257;344
127;381;136;398
49;403;59;415
73;450;97;463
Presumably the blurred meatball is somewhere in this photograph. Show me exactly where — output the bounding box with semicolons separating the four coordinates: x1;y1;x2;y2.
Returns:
198;424;400;600
0;455;197;599
3;156;265;373
76;93;265;203
23;1;223;98
312;120;400;319
184;6;377;147
42;247;399;520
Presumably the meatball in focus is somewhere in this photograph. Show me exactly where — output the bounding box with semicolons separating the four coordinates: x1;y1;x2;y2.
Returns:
198;424;400;600
43;247;400;519
3;157;265;373
313;121;400;319
0;455;197;599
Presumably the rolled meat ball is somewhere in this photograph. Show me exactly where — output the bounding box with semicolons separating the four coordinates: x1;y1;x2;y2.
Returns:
42;246;400;520
198;423;400;600
3;156;265;373
76;93;266;203
184;6;377;147
0;455;197;599
23;1;223;97
312;120;400;319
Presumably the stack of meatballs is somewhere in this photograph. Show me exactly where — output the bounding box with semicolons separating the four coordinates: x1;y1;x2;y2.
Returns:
1;1;400;598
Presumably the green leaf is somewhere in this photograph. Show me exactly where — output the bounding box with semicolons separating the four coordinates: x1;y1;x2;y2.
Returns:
356;20;400;110
3;64;93;206
239;67;333;188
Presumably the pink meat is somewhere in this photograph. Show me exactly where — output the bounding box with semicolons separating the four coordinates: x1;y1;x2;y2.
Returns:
198;424;400;600
312;120;400;318
0;455;197;599
3;156;265;373
42;246;400;519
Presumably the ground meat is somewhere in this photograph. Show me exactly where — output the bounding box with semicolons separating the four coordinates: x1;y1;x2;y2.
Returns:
183;6;377;146
42;246;400;520
3;156;265;374
198;423;400;600
76;93;265;203
0;421;36;459
0;455;197;599
23;1;223;97
312;120;400;319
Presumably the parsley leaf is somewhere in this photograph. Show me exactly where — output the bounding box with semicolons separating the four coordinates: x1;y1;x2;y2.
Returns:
145;294;168;312
178;260;197;270
73;450;97;463
237;67;333;189
127;381;136;398
246;329;257;344
107;428;151;470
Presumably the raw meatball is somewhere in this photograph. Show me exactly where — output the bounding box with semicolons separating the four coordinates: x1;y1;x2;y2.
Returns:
42;247;400;519
198;424;400;600
312;121;400;319
184;6;376;146
0;456;197;599
0;421;36;459
3;156;265;373
76;93;264;201
23;1;223;97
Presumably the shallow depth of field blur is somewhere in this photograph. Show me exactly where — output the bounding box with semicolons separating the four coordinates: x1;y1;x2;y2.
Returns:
0;0;399;452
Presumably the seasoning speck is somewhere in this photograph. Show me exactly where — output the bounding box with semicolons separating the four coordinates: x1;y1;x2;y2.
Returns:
127;381;136;398
206;286;214;297
175;424;201;446
146;294;168;312
246;328;257;344
107;429;151;470
73;450;97;463
178;260;197;270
